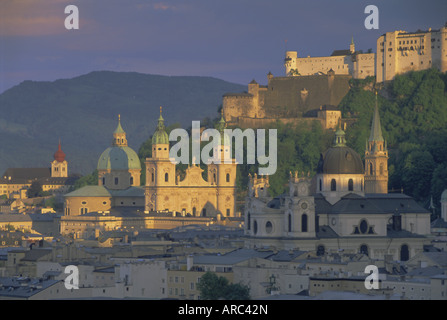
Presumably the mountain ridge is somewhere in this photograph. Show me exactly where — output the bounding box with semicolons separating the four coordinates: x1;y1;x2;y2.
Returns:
0;71;246;175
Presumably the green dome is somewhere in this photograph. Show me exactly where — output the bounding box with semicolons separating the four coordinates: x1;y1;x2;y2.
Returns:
152;129;169;145
97;146;141;171
152;107;170;145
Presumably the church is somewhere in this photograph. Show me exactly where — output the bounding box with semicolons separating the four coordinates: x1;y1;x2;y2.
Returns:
61;110;238;238
243;96;432;261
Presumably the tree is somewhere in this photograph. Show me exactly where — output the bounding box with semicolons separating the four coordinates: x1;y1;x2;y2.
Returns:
73;170;98;190
197;272;250;300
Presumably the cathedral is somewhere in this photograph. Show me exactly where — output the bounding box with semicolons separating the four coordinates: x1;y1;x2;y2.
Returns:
243;97;431;261
144;108;237;217
61;110;238;238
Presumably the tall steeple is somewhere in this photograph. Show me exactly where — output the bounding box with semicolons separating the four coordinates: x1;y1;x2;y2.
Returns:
364;92;388;194
113;114;128;147
369;92;384;143
350;36;355;54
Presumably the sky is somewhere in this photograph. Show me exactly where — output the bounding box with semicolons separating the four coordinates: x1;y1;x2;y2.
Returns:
0;0;446;93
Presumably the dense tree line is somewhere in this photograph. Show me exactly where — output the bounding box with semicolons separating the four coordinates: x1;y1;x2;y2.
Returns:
340;68;447;218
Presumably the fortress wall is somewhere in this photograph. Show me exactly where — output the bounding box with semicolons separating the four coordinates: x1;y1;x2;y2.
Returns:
296;55;351;76
235;116;323;129
262;75;351;116
223;95;255;123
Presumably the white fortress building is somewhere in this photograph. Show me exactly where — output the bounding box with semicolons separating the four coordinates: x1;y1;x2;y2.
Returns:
285;23;447;83
284;38;375;79
376;25;447;82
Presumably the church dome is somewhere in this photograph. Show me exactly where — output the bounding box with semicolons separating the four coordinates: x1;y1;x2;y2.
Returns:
97;146;141;171
317;146;364;174
317;126;364;175
97;115;141;171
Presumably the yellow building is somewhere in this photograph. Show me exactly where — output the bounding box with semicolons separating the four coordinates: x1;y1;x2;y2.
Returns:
145;108;237;218
0;142;75;198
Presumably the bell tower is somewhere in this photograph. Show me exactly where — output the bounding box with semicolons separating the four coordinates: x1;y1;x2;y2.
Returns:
207;111;237;217
364;92;388;194
51;140;68;178
145;107;176;212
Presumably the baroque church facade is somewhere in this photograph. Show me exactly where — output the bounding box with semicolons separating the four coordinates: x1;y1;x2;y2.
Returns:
243;99;431;261
145;108;237;217
61;110;238;238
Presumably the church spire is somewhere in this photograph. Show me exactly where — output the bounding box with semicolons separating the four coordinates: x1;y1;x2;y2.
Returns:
113;114;128;147
152;106;169;145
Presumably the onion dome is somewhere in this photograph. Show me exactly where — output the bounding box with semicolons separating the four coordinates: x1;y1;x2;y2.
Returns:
152;106;169;145
54;140;66;162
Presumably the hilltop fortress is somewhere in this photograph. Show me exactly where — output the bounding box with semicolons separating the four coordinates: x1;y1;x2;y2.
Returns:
223;24;447;128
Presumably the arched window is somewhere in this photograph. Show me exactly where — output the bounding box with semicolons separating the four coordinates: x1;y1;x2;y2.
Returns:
319;179;322;192
301;214;308;232
348;179;354;191
165;173;169;182
130;177;134;185
151;172;154;182
213;173;216;184
226;173;230;183
265;221;273;234
369;163;373;175
102;177;105;185
247;213;251;230
317;245;325;256
114;177;119;185
192;207;196;216
331;179;336;191
253;220;258;235
288;214;292;232
400;244;409;261
380;163;384;175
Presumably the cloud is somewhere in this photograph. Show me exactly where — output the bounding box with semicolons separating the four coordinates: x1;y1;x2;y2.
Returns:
153;2;177;11
0;0;84;36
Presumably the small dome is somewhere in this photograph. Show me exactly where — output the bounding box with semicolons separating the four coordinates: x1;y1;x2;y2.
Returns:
441;189;447;202
152;129;169;145
54;142;66;162
97;146;141;171
317;146;364;175
152;107;169;145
